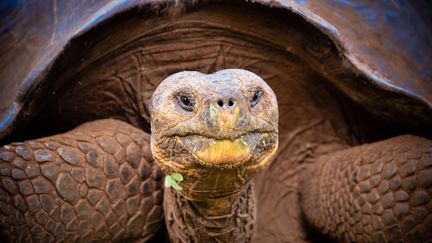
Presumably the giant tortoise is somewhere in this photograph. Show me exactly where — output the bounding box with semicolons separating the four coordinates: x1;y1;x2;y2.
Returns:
0;1;431;242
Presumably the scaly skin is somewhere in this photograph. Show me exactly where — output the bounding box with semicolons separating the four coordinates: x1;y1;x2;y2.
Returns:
0;119;163;242
301;135;432;242
150;69;279;242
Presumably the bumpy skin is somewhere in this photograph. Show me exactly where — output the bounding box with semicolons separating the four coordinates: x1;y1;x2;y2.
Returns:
0;119;163;242
301;135;432;242
163;184;256;242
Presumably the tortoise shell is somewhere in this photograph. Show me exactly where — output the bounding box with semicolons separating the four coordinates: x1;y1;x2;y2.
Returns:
0;0;431;138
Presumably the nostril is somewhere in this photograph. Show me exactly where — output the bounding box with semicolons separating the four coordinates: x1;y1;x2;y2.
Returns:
228;99;234;107
217;100;224;107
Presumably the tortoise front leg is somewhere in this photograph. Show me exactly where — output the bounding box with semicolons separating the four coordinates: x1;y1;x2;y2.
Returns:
0;119;163;242
301;135;431;242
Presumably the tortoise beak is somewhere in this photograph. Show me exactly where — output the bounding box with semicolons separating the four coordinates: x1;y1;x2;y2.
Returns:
193;138;251;167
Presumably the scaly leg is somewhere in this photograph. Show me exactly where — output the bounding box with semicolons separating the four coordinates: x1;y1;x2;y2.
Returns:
0;119;163;242
301;135;431;242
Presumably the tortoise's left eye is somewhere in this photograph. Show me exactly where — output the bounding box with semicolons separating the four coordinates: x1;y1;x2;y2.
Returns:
177;95;194;111
251;90;262;107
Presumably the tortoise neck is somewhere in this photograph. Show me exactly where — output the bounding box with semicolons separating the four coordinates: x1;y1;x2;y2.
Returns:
164;183;256;243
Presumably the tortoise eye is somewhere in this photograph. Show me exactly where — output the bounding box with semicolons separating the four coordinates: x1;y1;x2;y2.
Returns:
251;90;262;107
177;95;194;111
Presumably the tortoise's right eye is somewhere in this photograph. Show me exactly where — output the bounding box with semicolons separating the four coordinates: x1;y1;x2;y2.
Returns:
177;95;194;112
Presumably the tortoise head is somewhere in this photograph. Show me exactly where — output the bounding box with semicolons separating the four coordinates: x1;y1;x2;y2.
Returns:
150;69;278;200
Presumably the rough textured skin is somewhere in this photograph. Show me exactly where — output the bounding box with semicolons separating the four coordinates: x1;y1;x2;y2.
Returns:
164;185;256;243
150;69;278;242
301;135;432;242
0;119;163;242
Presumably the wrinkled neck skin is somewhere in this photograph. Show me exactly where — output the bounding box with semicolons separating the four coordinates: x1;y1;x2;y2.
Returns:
164;182;256;243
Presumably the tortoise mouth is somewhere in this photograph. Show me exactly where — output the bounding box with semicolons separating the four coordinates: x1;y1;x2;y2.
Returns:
176;131;277;169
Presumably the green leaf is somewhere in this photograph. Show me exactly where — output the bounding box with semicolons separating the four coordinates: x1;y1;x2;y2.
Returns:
171;172;184;182
165;174;183;191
